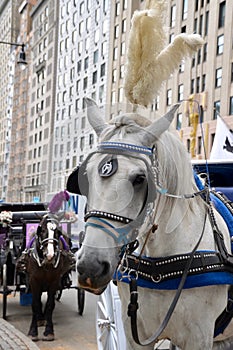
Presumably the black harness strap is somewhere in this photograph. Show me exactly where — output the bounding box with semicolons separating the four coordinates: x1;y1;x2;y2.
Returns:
127;211;208;346
121;251;231;284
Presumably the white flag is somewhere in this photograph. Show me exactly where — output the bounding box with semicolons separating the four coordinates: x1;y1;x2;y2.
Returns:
210;116;233;160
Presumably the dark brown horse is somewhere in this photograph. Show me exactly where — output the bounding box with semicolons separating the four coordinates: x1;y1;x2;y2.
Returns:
17;213;75;341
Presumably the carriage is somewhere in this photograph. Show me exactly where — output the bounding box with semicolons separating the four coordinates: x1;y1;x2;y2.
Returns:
0;202;85;322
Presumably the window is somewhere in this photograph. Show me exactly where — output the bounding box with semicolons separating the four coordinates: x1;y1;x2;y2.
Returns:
99;85;104;102
167;89;172;106
111;91;116;104
178;84;184;102
215;68;222;88
85;37;90;51
114;25;119;39
89;134;94;146
203;43;207;62
176;113;182;130
92;71;97;84
80;137;85;151
86;17;91;32
79;21;84;35
78;41;83;55
100;63;105;77
80;1;84;15
182;0;188;20
196;77;200;93
113;47;118;60
121;42;125;56
112;69;117;82
83;77;88;90
94;28;100;43
122;19;126;33
202;74;206;92
217;35;224;55
102;41;107;56
77;60;82;73
119;87;124;102
213;101;220;119
84;56;89;70
197;49;201;64
120;65;124;79
218;1;226;28
81;117;85;129
199;15;203;35
229;96;233;115
205;11;209;36
93;49;99;64
115;2;120;16
102;19;108;35
95;7;100;23
190;79;194;94
170;5;176;27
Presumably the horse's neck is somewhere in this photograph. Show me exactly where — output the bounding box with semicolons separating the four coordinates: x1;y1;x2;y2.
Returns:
141;195;212;257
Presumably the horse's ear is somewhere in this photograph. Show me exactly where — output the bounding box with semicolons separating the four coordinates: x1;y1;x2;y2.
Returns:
84;97;108;137
143;104;180;145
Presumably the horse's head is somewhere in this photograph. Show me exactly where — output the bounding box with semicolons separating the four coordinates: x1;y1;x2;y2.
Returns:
69;98;181;294
34;213;69;268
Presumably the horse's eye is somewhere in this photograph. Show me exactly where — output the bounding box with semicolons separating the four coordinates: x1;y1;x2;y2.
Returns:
133;174;146;186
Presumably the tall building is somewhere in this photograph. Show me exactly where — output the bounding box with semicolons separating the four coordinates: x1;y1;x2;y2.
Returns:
7;0;34;202
0;0;20;201
155;0;233;159
51;0;111;197
24;0;59;202
2;0;233;203
105;0;139;118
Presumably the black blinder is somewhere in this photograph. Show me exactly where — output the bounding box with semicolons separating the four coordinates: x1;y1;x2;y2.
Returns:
98;156;118;177
66;160;88;196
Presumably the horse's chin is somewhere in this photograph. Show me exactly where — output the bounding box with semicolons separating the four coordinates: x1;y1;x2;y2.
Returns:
78;276;109;295
79;285;108;295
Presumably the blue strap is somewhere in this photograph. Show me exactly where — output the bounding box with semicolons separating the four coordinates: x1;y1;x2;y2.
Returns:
194;171;233;250
115;270;233;290
85;217;131;245
99;142;153;156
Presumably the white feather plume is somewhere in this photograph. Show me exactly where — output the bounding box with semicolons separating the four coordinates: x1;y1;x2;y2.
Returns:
124;1;204;107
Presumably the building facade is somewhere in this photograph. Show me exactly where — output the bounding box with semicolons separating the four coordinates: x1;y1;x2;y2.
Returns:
156;0;233;159
7;0;34;202
0;0;20;202
51;0;111;198
24;0;59;202
1;0;233;203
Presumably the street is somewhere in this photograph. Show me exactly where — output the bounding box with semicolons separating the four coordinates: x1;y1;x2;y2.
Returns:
3;279;99;350
1;274;172;350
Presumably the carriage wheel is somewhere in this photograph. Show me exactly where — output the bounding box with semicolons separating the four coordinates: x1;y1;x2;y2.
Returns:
2;264;8;319
77;287;85;315
55;288;63;301
96;284;118;350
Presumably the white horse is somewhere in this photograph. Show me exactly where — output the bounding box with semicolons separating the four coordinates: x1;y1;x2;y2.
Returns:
73;98;233;350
